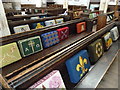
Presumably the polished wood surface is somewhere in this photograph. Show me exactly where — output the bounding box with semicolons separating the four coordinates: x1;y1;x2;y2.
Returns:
97;14;107;30
7;13;48;20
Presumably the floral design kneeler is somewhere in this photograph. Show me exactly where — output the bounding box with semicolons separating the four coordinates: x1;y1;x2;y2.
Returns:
0;42;22;68
65;50;91;83
87;39;104;64
29;70;66;89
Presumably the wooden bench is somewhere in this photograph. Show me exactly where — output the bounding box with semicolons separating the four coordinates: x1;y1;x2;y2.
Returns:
0;14;119;89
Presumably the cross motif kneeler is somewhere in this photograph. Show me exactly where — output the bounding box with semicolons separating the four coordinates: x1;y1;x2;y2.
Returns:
57;27;69;41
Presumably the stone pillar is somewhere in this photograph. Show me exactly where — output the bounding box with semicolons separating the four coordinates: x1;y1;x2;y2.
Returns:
0;0;11;37
104;0;110;13
12;1;21;10
42;0;47;7
36;0;42;7
63;0;68;11
99;0;110;13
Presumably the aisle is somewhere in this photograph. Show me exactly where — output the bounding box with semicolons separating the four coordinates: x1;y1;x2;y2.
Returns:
97;51;119;88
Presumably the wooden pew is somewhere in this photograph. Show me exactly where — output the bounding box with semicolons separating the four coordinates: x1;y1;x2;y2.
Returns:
0;17;95;89
0;14;118;89
7;13;48;21
8;15;71;34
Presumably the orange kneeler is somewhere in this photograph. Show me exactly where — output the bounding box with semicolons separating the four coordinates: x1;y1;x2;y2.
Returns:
76;22;86;34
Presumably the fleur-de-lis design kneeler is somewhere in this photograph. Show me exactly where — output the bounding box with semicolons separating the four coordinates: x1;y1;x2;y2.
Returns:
110;27;119;41
102;32;113;51
87;39;104;64
76;22;86;34
57;27;69;41
30;22;45;29
18;36;43;57
41;31;60;48
40;15;47;18
65;50;91;83
0;42;22;68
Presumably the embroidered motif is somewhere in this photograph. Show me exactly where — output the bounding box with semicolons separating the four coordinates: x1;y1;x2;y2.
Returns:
76;56;88;77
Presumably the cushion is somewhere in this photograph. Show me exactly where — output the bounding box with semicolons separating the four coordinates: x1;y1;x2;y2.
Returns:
65;50;91;83
45;20;56;27
29;70;66;88
30;22;45;29
76;22;86;34
13;24;30;33
41;31;60;48
0;42;22;68
55;18;64;24
18;36;43;57
87;39;104;64
30;16;40;20
102;32;113;50
110;27;119;41
57;27;69;41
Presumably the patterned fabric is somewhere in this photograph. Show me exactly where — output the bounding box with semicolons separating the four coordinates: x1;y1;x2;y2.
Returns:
0;42;22;68
102;32;113;50
41;31;60;48
65;50;91;83
29;70;66;89
55;18;64;24
76;22;86;34
89;13;93;19
18;36;43;57
87;39;104;64
110;27;119;41
13;24;30;34
30;22;45;29
30;16;40;20
40;15;47;18
45;20;56;27
57;27;69;41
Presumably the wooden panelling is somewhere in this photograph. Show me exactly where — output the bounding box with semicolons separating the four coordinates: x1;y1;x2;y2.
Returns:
97;14;107;30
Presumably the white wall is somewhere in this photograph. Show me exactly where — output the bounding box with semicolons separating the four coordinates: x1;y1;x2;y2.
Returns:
2;0;21;2
21;0;47;7
21;0;36;4
0;0;11;37
109;0;117;5
90;0;100;2
54;0;90;8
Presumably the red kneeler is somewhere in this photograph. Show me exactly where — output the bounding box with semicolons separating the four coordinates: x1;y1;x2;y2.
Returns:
76;22;86;34
57;27;69;41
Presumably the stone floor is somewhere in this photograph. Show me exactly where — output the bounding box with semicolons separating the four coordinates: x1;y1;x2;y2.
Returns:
97;51;119;89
